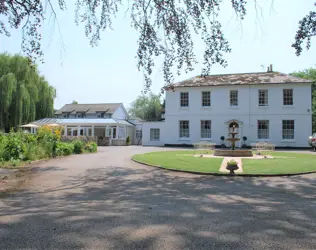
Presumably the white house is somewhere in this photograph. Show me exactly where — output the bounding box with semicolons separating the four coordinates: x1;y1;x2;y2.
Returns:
31;103;140;146
142;70;313;148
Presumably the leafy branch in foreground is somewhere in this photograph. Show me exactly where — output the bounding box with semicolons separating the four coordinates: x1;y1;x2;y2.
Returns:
1;0;315;91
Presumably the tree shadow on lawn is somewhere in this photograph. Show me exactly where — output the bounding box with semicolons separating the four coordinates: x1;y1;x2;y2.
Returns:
0;166;316;249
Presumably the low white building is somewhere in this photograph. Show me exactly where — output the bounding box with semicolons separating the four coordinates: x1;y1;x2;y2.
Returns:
142;71;313;148
31;103;139;146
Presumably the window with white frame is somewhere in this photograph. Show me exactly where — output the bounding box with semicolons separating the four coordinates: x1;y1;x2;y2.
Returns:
283;89;293;106
180;92;189;107
282;120;295;139
258;89;268;106
150;128;160;141
201;120;211;138
230;90;238;106
202;91;211;107
257;120;269;139
136;130;142;139
179;120;189;138
118;126;126;139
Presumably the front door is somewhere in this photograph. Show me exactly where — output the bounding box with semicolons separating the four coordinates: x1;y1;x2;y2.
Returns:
112;127;117;139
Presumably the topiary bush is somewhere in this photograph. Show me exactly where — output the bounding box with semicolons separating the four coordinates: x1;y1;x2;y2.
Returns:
56;142;74;156
73;140;85;154
126;136;130;145
84;141;97;153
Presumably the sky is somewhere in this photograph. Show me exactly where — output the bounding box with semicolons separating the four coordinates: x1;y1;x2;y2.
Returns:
1;0;316;109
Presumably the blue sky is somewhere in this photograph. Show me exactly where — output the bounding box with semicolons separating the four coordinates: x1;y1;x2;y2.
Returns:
1;0;316;109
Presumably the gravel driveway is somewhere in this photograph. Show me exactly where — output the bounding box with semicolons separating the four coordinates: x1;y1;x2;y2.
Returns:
0;146;316;249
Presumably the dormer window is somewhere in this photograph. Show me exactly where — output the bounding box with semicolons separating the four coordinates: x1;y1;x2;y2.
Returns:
77;112;86;118
97;112;105;118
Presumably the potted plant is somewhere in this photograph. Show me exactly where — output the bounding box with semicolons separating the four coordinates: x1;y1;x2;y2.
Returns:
242;136;247;148
220;136;226;148
226;159;239;175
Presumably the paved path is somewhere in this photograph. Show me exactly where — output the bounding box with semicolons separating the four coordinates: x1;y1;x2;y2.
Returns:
1;146;316;249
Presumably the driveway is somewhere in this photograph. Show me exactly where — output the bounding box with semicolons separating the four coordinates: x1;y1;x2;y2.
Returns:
0;146;316;249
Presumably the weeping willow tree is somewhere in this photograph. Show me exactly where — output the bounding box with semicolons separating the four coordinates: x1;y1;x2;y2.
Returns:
0;53;56;132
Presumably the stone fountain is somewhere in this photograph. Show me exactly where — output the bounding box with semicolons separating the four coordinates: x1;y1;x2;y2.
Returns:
214;125;253;157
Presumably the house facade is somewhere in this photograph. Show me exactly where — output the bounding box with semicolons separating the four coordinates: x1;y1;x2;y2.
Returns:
142;71;313;148
32;103;139;146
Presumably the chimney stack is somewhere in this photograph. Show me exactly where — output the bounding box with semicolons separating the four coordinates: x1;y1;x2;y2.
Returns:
267;64;273;72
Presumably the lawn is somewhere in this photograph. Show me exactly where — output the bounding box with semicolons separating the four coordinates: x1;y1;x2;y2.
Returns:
133;150;316;175
132;150;223;173
243;151;316;174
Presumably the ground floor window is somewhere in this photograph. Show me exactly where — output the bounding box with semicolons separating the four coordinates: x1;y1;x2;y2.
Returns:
118;126;125;139
179;120;189;138
150;128;160;141
136;130;142;139
282;120;295;139
201;120;211;138
257;120;269;139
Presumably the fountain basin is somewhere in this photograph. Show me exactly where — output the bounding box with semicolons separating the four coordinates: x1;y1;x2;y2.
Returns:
214;149;253;157
226;138;240;142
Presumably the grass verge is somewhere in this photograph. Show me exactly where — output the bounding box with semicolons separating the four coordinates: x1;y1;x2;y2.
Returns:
243;151;316;174
132;150;223;173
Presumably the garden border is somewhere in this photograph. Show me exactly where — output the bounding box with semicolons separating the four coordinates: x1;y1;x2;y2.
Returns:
131;157;316;177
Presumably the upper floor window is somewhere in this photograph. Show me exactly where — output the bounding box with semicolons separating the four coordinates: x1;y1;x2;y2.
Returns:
77;112;86;118
202;91;211;107
201;120;211;138
230;90;238;106
283;89;293;106
150;128;160;141
257;120;269;139
282;120;295;140
179;120;189;138
258;89;268;106
180;92;189;107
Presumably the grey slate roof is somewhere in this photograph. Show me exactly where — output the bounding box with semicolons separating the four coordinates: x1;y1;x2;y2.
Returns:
33;118;134;126
167;72;313;89
54;103;121;115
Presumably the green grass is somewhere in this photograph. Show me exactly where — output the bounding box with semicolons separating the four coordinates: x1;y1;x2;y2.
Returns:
133;150;316;175
243;151;316;174
133;150;223;173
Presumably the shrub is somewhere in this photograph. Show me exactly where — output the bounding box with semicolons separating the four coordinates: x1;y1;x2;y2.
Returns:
0;134;7;159
73;140;85;154
84;141;97;153
56;142;74;156
3;132;26;161
126;136;130;145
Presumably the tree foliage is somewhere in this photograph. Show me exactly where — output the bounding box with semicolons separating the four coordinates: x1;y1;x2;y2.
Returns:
0;53;56;132
129;93;162;121
291;68;316;132
1;1;316;90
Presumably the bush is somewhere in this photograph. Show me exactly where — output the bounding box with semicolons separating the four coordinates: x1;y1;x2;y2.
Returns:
56;142;74;156
84;142;97;153
126;136;130;145
73;140;85;154
0;134;7;160
3;131;26;161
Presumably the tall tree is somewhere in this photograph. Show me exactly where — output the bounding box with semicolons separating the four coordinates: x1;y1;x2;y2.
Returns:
129;93;163;121
291;68;316;132
0;53;56;132
1;1;315;90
